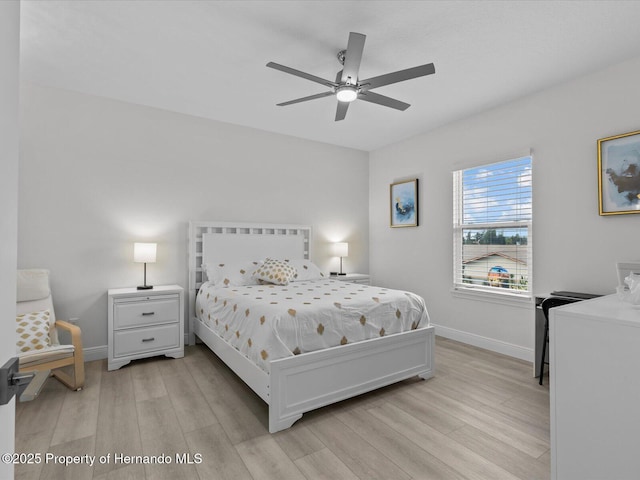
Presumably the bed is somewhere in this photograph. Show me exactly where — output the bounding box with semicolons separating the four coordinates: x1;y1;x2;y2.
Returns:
188;221;435;433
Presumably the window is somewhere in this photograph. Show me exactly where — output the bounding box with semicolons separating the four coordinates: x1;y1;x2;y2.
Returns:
453;156;532;297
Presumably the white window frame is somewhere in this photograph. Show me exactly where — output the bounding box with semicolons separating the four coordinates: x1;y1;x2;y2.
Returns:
452;156;533;302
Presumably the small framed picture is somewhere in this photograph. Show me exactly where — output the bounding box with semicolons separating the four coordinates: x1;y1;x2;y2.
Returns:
598;129;640;215
390;179;418;227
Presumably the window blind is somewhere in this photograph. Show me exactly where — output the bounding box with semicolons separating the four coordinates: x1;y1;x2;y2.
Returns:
453;156;532;295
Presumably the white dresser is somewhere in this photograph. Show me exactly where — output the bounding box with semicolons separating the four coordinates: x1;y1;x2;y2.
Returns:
107;285;184;371
550;294;640;480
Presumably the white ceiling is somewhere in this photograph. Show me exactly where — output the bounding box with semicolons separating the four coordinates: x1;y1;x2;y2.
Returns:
19;0;640;152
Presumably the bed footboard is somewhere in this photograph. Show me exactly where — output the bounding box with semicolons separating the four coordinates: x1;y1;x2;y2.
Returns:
268;326;435;433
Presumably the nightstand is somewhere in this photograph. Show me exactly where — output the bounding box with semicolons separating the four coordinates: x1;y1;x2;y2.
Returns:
329;273;370;285
107;285;184;371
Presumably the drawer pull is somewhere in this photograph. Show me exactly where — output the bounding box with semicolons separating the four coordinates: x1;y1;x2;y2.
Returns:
141;337;155;343
141;312;155;316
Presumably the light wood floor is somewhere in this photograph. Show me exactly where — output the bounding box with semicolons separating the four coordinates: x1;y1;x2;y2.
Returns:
15;337;550;480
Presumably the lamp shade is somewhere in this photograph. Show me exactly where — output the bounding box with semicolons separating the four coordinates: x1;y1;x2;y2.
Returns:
332;242;349;257
134;243;157;263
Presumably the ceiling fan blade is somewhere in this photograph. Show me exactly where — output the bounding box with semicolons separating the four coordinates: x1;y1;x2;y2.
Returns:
276;91;334;107
358;91;410;111
267;62;337;88
341;32;366;85
360;63;435;91
335;101;349;121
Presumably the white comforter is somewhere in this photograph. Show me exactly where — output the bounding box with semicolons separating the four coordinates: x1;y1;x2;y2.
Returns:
195;279;430;372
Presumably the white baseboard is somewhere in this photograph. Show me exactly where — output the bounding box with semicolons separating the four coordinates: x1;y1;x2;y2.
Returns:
433;324;533;363
83;345;107;362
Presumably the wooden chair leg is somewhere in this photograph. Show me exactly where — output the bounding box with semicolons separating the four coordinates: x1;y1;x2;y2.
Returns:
55;320;85;390
71;339;85;390
52;369;76;390
52;357;84;391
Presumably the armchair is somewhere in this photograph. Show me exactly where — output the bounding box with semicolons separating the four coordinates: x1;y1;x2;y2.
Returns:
16;269;84;391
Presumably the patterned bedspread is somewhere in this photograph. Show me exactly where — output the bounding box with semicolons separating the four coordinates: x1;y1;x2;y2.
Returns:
195;279;430;372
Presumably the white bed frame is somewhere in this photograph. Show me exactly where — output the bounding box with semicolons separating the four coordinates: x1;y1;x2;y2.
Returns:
188;221;435;432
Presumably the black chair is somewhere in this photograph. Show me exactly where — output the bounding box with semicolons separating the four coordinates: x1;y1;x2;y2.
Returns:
538;296;582;385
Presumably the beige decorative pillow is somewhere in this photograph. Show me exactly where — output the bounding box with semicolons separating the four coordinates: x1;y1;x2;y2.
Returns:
253;258;297;285
16;309;51;353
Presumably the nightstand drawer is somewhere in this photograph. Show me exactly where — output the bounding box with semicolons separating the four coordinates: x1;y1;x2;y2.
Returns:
113;323;180;357
114;295;179;329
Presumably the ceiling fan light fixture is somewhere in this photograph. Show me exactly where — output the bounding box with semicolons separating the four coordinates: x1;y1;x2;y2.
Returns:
336;86;358;103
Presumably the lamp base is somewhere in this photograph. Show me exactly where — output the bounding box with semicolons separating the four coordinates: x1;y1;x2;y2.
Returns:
137;285;153;290
337;273;346;276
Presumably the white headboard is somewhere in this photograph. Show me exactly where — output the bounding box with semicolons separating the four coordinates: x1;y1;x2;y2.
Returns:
202;231;307;267
188;221;312;342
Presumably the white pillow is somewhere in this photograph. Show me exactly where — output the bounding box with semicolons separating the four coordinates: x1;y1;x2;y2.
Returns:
204;260;262;287
16;309;51;353
286;259;325;282
253;258;297;286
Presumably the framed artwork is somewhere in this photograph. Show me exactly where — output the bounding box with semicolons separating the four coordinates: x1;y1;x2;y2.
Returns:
598;129;640;215
390;179;418;227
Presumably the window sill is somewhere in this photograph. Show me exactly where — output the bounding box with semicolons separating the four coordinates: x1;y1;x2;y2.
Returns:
450;287;533;309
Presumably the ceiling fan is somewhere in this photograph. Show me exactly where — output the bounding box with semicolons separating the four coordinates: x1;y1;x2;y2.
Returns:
266;32;435;121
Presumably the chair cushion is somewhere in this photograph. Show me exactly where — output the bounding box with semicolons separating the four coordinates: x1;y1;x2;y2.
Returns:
17;269;51;302
16;269;59;345
16;309;51;353
18;344;75;368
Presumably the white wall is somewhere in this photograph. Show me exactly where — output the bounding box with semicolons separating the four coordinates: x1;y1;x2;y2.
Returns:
19;84;369;356
20;54;640;363
0;2;19;477
370;55;640;360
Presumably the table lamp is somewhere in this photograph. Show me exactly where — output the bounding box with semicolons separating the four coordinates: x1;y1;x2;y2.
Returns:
332;242;348;275
134;242;156;290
